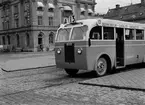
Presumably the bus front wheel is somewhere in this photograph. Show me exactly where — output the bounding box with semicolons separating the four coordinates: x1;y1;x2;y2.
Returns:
95;57;108;76
65;69;79;76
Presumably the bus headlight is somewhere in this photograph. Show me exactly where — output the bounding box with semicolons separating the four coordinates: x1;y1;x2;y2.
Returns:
77;48;83;54
57;48;61;54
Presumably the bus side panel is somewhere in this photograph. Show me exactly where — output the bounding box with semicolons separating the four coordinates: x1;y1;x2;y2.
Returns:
86;41;116;70
125;41;145;65
55;41;88;70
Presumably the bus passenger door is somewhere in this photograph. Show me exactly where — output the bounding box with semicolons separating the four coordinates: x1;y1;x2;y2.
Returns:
116;28;124;67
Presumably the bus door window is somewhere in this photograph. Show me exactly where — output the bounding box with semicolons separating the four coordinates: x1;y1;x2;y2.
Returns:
89;26;102;40
71;25;88;40
136;29;144;40
56;28;71;41
125;29;135;40
103;27;114;40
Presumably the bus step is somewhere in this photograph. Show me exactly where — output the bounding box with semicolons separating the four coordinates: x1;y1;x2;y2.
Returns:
117;62;122;66
116;66;124;69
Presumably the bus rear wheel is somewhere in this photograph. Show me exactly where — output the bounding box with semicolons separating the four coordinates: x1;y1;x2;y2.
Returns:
65;69;79;76
95;57;108;76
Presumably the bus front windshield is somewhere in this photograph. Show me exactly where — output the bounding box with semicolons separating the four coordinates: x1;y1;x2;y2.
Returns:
71;25;88;40
56;28;71;41
56;25;88;41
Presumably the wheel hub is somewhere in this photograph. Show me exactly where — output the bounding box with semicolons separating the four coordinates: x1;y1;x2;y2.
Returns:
96;59;107;75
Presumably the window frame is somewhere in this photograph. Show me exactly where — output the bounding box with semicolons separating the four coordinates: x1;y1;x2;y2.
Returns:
38;16;43;25
56;28;72;42
2;36;5;45
89;26;103;40
70;26;88;41
14;4;19;14
15;18;19;28
103;26;115;40
48;16;53;26
136;29;144;40
7;35;10;45
125;28;136;41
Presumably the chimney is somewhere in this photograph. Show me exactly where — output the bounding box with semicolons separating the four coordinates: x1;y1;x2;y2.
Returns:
116;4;120;9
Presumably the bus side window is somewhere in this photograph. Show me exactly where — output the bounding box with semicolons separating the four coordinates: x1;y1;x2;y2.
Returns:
103;27;114;40
125;29;135;40
90;26;102;40
136;29;144;40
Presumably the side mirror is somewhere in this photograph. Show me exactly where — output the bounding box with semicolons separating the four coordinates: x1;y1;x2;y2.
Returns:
88;38;91;47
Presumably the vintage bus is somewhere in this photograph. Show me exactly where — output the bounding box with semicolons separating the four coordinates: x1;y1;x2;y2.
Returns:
55;18;145;76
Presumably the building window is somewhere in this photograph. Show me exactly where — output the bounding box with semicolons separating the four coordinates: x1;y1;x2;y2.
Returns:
80;8;86;16
2;9;5;18
88;9;93;16
14;5;19;14
49;33;54;44
24;16;29;26
48;17;53;26
81;11;85;16
26;33;30;46
88;13;92;16
37;7;43;11
6;8;10;16
7;35;10;45
48;8;54;12
48;3;55;12
2;21;5;30
2;36;5;45
6;20;10;29
37;2;44;11
15;18;19;28
38;16;43;25
17;34;20;47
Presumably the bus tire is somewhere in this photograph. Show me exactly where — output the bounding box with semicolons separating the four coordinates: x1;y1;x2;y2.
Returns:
65;69;79;76
95;57;108;76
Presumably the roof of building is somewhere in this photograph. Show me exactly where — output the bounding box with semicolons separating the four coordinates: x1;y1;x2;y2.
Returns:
104;3;145;22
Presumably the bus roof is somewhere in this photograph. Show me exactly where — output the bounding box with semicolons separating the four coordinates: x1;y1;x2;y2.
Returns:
60;18;145;30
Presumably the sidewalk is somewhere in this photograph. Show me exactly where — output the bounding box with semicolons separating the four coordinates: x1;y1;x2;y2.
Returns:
0;52;55;71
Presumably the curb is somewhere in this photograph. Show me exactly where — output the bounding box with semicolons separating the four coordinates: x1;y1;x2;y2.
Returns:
1;65;56;72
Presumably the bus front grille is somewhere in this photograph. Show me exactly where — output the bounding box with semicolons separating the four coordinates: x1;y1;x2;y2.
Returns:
64;43;75;63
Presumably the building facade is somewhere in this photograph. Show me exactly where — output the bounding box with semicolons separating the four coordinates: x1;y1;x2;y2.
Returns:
0;0;96;52
104;0;145;23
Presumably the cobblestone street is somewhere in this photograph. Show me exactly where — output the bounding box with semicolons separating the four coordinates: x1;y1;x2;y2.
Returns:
1;81;145;105
0;66;145;105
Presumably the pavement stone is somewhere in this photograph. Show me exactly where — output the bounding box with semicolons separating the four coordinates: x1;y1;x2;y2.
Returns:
0;68;145;104
80;68;145;91
12;83;144;105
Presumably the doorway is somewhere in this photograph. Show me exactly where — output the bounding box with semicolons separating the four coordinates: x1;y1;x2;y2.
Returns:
116;28;124;67
38;34;43;51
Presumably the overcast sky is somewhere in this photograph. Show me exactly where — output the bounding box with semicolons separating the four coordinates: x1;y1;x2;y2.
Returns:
95;0;140;14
